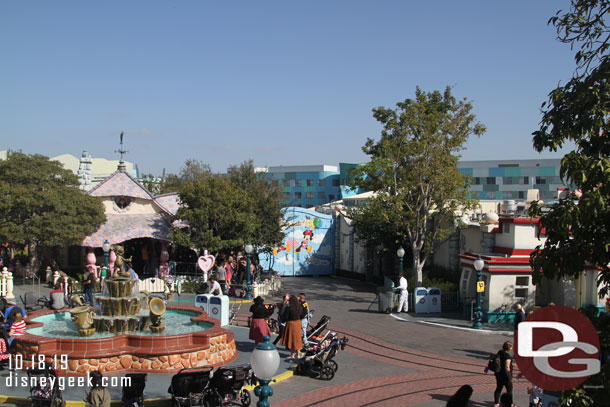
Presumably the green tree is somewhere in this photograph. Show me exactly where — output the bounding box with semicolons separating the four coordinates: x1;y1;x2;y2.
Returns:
227;160;285;249
171;173;256;253
529;1;610;403
0;152;106;271
351;87;485;283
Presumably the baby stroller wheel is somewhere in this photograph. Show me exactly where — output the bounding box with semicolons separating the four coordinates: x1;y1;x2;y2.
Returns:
327;360;338;372
318;365;335;381
240;389;251;406
203;392;223;407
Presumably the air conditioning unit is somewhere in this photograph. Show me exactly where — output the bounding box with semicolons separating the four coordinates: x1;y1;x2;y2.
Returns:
502;200;517;215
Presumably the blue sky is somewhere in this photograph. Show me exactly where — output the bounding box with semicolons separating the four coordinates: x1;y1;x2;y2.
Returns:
0;1;576;175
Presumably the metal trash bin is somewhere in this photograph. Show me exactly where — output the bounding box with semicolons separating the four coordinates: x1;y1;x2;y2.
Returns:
376;287;397;314
428;287;441;313
414;287;430;313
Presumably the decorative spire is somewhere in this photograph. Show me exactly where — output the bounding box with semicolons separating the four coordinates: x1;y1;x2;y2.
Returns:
115;131;128;172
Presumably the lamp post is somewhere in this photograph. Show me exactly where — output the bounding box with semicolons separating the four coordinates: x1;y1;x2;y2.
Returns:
102;240;111;294
472;256;485;329
245;243;254;300
396;246;405;276
102;240;110;271
251;335;280;407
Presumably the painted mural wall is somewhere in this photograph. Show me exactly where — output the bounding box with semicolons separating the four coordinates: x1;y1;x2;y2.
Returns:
260;207;335;276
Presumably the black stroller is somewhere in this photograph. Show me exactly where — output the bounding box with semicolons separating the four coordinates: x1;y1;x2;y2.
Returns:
206;364;253;406
168;366;214;407
305;315;331;343
122;373;147;407
294;332;348;381
27;364;65;407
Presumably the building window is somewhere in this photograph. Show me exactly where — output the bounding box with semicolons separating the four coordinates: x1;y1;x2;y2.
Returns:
306;179;314;187
283;192;290;200
294;192;302;199
332;179;340;187
306;192;314;199
535;176;546;185
486;177;496;184
473;177;481;185
516;276;529;286
329;194;335;201
318;192;326;199
318;179;326;187
294;180;301;187
518;191;525;199
523;176;529;184
515;276;529;298
503;177;513;185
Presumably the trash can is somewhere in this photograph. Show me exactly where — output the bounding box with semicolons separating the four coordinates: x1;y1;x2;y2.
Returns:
195;293;213;314
414;287;429;313
428;287;441;313
208;295;230;326
376;287;397;314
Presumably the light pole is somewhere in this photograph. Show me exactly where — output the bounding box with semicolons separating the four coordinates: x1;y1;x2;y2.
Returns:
245;243;254;300
251;335;280;407
102;240;110;270
396;246;405;276
472;256;485;329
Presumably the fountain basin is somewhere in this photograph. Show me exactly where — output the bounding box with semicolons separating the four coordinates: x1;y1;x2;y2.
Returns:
15;306;237;376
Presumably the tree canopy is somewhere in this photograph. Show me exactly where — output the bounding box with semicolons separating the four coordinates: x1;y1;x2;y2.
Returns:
170;160;284;254
529;1;610;403
0;152;106;268
351;87;485;283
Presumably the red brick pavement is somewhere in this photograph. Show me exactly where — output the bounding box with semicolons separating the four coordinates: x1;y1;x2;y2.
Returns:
233;308;527;406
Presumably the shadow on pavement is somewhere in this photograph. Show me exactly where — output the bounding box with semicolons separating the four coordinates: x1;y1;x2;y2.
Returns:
454;349;494;360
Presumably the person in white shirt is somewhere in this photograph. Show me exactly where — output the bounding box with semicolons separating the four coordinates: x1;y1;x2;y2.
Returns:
397;272;409;312
209;276;222;296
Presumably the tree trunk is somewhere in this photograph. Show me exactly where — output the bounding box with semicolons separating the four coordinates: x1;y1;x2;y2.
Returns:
411;247;425;285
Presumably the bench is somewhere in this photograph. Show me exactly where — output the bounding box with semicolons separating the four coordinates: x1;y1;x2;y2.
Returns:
139;278;170;299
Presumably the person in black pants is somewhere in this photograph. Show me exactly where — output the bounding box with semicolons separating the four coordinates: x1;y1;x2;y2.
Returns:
273;294;290;345
493;341;514;406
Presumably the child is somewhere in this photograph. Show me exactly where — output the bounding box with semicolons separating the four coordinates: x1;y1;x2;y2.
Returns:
85;370;111;407
8;312;26;347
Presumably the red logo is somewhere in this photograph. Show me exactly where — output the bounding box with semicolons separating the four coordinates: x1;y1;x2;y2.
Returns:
515;306;600;391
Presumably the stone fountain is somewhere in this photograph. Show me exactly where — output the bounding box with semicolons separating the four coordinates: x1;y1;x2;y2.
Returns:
88;274;159;334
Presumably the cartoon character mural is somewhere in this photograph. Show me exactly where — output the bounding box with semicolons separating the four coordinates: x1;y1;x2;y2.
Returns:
265;208;334;276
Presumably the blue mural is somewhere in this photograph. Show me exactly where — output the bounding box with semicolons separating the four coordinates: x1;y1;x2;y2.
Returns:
259;207;335;276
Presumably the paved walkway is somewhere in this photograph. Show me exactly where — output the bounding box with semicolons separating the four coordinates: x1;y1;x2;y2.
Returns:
4;276;532;406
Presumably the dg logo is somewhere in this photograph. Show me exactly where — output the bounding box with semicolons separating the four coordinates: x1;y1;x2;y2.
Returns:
515;305;601;391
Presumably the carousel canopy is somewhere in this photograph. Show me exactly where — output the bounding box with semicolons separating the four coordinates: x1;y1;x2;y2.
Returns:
82;213;171;247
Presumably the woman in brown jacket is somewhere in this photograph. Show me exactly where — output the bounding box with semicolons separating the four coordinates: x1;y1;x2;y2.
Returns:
280;295;303;358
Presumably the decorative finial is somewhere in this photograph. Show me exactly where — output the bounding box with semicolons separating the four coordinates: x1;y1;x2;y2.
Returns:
115;131;128;172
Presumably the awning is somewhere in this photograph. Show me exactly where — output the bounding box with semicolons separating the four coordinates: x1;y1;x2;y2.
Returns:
82;214;171;247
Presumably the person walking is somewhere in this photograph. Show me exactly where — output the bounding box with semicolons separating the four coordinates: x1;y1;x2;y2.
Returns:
493;341;514;406
513;304;525;331
397;272;409;313
273;294;290;345
249;296;272;344
281;295;303;359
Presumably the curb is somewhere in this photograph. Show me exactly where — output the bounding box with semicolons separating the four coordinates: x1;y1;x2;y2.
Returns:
390;313;513;335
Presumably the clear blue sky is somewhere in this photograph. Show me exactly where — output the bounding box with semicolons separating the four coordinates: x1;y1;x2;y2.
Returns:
0;1;576;175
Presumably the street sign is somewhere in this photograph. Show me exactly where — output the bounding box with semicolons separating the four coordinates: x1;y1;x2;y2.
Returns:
477;281;485;293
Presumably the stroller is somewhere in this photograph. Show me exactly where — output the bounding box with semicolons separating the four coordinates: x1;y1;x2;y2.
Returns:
305;315;331;343
294;331;349;381
122;373;147;407
27;364;65;407
206;364;253;406
168;366;213;407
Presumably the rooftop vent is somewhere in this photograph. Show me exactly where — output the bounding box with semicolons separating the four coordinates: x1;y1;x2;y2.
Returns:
502;200;517;215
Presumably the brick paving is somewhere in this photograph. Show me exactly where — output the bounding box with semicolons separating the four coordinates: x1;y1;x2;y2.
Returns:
264;277;531;406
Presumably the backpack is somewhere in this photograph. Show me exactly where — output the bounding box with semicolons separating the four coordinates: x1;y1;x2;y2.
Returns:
488;352;501;373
